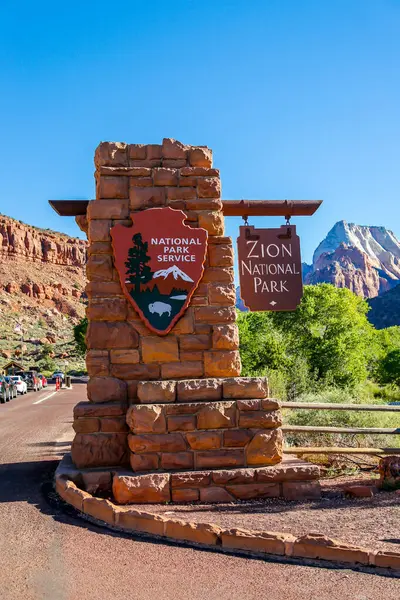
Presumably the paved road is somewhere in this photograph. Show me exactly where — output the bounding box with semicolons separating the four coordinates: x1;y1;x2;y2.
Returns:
0;384;399;600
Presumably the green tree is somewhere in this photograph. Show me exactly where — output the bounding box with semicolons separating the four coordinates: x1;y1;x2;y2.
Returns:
368;326;400;379
74;317;88;356
38;355;56;373
237;311;286;376
270;284;375;388
125;233;153;294
237;310;315;398
376;349;400;386
41;342;53;357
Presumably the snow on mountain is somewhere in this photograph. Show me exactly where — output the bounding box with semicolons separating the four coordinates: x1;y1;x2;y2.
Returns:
313;221;400;279
304;221;400;299
153;265;194;282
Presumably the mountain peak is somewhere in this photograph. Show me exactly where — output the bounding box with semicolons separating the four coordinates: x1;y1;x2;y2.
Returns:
153;265;194;283
313;221;400;268
305;221;400;299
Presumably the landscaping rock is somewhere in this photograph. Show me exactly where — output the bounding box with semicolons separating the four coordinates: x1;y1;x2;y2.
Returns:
292;533;370;565
221;528;292;556
344;485;376;498
379;455;400;490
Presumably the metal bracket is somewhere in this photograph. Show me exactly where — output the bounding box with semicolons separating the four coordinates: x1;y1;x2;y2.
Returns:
278;212;293;239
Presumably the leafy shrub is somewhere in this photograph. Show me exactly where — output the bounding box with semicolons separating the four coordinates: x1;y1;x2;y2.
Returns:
376;349;400;386
73;317;88;356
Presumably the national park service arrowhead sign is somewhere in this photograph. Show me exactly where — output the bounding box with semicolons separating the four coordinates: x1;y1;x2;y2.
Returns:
237;224;303;311
111;207;208;335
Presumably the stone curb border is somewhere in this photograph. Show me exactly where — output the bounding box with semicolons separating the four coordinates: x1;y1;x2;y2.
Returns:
54;469;400;572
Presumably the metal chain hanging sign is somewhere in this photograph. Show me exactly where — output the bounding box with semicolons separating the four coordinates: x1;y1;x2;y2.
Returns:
237;223;303;311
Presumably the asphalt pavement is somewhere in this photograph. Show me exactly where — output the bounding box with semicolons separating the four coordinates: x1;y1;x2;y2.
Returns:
0;383;399;600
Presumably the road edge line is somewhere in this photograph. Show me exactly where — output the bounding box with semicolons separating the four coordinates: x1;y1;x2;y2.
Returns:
33;391;57;405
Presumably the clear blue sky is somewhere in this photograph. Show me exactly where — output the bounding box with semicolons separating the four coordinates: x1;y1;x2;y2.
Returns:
1;0;399;264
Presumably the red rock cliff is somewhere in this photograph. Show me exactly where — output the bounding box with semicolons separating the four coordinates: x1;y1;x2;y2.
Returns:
0;214;87;318
0;215;86;266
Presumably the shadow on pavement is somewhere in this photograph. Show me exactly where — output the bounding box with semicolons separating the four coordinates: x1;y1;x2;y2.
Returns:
27;441;71;447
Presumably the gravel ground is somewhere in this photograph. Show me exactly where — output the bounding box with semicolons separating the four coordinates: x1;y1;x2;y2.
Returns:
126;475;400;554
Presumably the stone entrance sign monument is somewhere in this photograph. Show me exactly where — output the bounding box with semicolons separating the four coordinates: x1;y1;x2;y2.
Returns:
69;139;320;504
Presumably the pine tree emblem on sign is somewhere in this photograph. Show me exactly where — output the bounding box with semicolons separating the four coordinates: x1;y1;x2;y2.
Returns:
111;207;208;335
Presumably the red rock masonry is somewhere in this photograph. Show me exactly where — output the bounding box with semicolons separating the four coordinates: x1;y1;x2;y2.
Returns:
71;140;286;487
111;463;321;504
59;455;321;505
71;378;277;471
126;399;282;472
83;138;241;399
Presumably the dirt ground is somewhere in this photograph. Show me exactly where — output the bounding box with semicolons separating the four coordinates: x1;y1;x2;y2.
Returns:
128;474;400;554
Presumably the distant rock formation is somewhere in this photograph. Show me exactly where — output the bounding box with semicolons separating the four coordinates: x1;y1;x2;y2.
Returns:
303;221;400;298
0;214;88;367
0;215;87;266
0;214;87;313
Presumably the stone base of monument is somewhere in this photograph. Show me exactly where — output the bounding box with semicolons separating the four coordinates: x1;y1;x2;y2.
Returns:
69;377;321;504
112;460;321;503
58;453;321;504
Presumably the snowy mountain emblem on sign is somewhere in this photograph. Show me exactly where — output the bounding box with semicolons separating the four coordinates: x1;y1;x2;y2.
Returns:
111;207;208;335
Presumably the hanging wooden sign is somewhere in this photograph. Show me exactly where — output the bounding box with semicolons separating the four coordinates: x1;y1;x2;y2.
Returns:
111;207;208;335
237;224;303;311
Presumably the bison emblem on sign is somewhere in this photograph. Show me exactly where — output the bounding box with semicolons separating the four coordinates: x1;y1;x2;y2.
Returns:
149;301;172;317
111;207;208;335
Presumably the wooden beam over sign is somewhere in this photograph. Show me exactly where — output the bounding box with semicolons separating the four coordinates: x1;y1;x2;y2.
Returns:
222;199;322;217
49;200;90;216
49;199;323;218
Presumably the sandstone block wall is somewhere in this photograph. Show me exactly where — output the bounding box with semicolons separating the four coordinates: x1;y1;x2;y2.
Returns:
84;138;240;395
126;397;282;473
72;139;243;469
71;140;286;485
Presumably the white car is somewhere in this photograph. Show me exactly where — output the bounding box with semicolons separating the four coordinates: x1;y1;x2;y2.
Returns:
10;376;27;395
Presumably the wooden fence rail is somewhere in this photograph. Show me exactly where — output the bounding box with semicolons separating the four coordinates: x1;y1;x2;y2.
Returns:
281;402;400;412
283;447;400;455
282;425;400;434
282;401;400;455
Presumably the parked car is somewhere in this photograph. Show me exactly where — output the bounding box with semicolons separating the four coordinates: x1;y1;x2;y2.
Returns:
4;376;18;399
0;375;11;403
23;371;40;392
52;371;65;382
10;375;27;395
38;374;47;388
